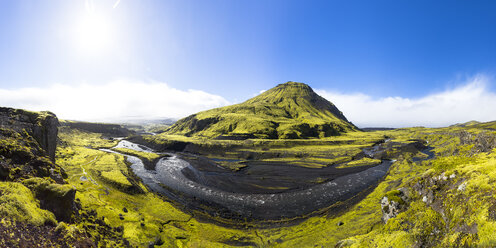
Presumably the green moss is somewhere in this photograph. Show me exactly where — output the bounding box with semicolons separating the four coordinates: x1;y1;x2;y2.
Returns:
0;182;56;226
100;170;133;187
337;157;382;168
111;147;163;166
384;190;405;205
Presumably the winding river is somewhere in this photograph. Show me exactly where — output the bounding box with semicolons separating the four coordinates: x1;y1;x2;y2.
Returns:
101;140;396;220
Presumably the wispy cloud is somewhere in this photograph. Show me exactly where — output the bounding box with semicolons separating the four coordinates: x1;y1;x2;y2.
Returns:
0;80;229;122
112;0;121;9
316;75;496;128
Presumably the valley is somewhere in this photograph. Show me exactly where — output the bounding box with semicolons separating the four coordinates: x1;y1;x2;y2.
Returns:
1;83;496;247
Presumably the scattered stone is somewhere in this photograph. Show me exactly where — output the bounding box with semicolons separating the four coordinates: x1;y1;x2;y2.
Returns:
337;221;344;226
458;182;467;192
439;173;448;181
119;214;124;220
450;174;456;179
122;207;128;213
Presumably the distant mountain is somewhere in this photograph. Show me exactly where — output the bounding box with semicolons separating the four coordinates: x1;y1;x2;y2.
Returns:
166;81;357;139
450;120;481;127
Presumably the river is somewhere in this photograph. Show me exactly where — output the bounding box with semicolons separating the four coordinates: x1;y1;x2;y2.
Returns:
100;140;397;221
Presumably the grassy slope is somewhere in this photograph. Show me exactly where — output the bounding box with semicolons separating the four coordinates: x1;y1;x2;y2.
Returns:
166;82;357;139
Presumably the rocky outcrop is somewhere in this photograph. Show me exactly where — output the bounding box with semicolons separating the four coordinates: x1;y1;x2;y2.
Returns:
0;107;76;223
22;178;76;222
0;107;65;182
0;107;58;161
381;188;409;223
412;172;458;206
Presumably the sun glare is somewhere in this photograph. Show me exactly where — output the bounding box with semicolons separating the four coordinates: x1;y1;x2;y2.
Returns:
73;13;113;55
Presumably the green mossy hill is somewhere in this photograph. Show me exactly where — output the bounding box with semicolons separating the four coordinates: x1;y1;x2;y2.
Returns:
166;81;357;139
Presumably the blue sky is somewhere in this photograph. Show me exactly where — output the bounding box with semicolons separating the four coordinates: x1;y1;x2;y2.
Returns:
0;0;495;126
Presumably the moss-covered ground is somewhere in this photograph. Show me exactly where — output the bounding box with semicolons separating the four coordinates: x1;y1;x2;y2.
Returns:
53;124;496;247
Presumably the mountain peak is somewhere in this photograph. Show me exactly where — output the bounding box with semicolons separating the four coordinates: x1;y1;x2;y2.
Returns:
246;81;350;122
166;82;357;139
250;81;315;101
277;81;312;88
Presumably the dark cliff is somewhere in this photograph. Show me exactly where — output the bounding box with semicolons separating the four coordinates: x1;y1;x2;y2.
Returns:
0;107;59;161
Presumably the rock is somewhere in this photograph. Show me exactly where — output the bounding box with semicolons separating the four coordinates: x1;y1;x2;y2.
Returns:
335;239;356;248
22;177;76;222
424;190;434;204
413;172;459;206
381;188;409;223
0;107;59;162
438;173;448;181
119;214;124;220
32;113;58;162
337;221;344;226
0;107;65;182
122;207;128;213
458;182;467;191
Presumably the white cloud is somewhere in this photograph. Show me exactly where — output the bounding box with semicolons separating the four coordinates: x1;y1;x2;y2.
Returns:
0;80;229;122
316;75;496;128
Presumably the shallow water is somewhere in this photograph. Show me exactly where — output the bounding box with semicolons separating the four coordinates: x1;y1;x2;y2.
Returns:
114;140;155;153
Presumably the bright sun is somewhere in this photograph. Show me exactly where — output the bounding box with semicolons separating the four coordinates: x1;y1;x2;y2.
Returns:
74;13;113;55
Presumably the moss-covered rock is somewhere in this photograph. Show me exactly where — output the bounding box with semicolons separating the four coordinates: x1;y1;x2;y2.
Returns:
22;177;76;222
381;188;409;223
0;182;56;226
0;108;65;182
